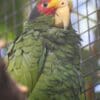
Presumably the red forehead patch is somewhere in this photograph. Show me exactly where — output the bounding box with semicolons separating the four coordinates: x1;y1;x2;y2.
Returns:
37;0;56;15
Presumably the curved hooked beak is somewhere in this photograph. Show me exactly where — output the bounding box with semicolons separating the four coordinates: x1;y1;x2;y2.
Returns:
47;0;59;9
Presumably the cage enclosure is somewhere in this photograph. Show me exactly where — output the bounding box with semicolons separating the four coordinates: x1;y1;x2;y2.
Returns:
0;0;100;100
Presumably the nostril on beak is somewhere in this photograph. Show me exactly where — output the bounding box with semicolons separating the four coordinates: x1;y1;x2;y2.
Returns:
43;3;48;7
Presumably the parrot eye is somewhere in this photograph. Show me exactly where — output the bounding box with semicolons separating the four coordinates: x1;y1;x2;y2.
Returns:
43;3;48;7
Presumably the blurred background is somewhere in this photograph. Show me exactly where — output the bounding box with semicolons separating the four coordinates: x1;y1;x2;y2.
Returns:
0;0;100;99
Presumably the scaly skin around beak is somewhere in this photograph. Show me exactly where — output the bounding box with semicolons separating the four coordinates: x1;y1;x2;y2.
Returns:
47;0;59;9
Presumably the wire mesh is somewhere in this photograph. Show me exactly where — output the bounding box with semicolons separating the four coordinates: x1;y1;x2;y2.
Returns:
74;0;100;100
0;0;100;100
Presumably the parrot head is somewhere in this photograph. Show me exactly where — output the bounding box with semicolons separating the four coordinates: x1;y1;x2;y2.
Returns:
37;0;73;15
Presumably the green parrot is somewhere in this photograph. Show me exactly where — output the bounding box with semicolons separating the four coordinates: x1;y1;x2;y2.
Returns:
8;0;84;100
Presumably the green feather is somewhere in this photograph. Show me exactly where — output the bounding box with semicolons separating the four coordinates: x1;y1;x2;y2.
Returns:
8;15;84;100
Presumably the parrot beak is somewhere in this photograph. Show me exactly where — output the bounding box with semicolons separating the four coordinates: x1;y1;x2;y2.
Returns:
47;0;59;9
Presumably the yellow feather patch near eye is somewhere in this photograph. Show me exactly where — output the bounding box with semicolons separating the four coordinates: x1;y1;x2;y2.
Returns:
47;0;59;9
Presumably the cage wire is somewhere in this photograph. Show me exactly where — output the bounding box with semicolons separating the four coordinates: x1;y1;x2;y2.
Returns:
0;0;100;100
